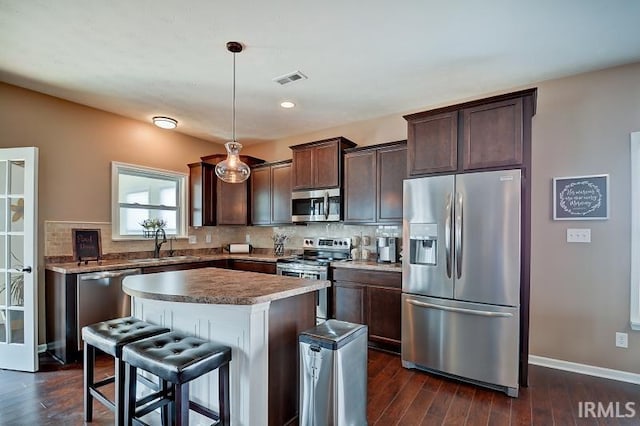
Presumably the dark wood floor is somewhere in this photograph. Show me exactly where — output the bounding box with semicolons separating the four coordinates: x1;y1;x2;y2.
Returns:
1;350;638;425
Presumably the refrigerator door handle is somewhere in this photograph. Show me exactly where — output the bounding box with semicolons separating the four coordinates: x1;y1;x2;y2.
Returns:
406;298;514;318
444;193;452;279
455;192;463;279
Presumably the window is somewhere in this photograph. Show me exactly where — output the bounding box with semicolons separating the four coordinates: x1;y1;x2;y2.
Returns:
111;162;188;239
631;132;640;330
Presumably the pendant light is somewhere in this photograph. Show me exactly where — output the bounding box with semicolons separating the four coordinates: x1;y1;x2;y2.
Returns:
215;41;251;183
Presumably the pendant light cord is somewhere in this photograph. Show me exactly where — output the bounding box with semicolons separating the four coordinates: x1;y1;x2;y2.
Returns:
232;50;236;142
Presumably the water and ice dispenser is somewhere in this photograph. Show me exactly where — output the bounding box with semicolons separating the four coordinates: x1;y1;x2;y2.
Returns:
409;224;438;265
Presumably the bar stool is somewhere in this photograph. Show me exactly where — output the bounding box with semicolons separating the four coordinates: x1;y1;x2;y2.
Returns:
123;330;232;426
82;317;170;425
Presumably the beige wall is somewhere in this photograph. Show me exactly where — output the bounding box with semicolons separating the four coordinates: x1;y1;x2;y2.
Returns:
530;64;639;373
0;82;224;343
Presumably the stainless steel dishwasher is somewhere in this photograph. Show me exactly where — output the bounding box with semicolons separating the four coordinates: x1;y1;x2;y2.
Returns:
76;268;141;350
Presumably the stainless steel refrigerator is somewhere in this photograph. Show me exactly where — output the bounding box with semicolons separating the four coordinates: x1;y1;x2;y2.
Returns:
401;169;521;397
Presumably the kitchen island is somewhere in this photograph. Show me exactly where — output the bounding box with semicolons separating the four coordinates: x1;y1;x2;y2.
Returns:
122;267;329;426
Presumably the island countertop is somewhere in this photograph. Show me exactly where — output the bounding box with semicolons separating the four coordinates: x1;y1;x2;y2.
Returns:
122;267;330;305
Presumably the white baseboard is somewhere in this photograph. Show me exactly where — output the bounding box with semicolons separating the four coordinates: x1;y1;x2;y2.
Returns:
37;344;47;353
529;355;640;385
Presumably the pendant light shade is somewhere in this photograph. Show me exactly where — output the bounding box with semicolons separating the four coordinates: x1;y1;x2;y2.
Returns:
215;141;251;183
215;41;251;184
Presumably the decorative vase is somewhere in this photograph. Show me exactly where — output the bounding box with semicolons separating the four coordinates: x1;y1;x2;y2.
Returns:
274;243;285;257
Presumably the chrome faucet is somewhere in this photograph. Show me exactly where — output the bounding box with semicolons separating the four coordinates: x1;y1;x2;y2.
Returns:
153;228;167;258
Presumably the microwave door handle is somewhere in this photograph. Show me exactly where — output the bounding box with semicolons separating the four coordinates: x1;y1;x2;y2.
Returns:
324;191;329;220
444;193;452;279
455;192;463;279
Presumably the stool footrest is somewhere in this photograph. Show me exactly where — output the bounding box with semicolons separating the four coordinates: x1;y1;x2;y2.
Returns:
88;387;116;412
189;400;221;423
135;392;172;418
92;375;115;389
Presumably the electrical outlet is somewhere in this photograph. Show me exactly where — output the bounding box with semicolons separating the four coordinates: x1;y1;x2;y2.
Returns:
188;235;197;244
567;228;591;243
615;332;628;348
205;233;212;243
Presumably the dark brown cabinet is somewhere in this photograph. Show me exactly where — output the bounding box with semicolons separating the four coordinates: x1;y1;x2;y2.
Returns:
228;259;277;274
250;160;292;225
344;141;406;224
462;97;523;170
404;89;536;177
140;259;228;274
331;268;402;352
188;162;216;227
189;154;264;226
290;137;356;190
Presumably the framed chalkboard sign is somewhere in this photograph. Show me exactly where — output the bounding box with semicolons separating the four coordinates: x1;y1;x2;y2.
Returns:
72;228;102;264
553;174;609;220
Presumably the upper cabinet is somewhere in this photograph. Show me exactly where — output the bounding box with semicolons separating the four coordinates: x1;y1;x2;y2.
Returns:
404;89;536;177
290;137;356;190
344;141;407;224
250;160;292;225
189;154;264;227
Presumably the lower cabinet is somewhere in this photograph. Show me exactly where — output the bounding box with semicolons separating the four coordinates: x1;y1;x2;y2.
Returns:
331;267;401;352
141;259;228;274
228;259;276;274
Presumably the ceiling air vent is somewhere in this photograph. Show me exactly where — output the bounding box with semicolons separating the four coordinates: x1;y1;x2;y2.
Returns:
273;70;308;85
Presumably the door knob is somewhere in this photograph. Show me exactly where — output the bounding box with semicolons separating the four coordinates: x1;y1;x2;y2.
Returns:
21;266;32;273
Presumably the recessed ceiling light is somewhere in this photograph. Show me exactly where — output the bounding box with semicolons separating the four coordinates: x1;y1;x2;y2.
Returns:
280;101;295;109
152;116;178;129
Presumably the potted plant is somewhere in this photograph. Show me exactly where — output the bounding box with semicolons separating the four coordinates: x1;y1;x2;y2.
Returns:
140;218;167;238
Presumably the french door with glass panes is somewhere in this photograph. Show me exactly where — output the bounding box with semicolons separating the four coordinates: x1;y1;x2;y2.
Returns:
0;147;38;372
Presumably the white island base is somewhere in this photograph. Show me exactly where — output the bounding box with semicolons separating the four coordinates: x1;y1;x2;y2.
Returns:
132;293;315;426
132;297;268;425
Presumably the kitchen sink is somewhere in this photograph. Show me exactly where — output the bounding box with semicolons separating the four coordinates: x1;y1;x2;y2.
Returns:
127;255;201;263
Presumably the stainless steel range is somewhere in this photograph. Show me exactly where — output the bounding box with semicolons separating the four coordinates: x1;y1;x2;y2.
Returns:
276;237;351;323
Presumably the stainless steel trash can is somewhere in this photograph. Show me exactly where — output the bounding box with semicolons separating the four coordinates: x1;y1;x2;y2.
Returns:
299;319;368;426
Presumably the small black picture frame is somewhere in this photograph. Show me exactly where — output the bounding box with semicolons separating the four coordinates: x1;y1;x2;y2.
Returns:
72;228;102;265
553;174;609;220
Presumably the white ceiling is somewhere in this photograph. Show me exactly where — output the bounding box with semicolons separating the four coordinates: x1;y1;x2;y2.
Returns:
1;1;639;146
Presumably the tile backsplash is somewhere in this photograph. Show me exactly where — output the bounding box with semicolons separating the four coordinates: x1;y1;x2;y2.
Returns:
45;220;401;261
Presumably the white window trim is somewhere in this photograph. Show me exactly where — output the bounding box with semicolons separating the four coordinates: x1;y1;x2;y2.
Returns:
631;131;640;331
111;161;188;241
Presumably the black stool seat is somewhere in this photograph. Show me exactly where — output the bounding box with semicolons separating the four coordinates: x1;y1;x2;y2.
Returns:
82;317;170;426
82;316;170;357
123;331;231;425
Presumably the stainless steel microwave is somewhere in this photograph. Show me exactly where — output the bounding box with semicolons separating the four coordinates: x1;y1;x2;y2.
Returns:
291;188;341;222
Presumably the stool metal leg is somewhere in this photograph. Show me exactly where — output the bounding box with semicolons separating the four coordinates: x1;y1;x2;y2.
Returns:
115;357;127;426
219;363;230;426
84;341;95;422
175;383;190;426
160;379;170;425
125;364;137;426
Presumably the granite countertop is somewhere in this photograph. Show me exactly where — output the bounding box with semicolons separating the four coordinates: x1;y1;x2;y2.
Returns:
45;253;280;274
46;253;403;274
122;267;330;305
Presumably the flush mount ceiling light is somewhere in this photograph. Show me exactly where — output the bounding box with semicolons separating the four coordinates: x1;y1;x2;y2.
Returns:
215;41;251;184
152;116;178;129
280;101;295;109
